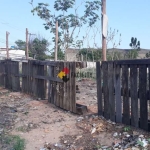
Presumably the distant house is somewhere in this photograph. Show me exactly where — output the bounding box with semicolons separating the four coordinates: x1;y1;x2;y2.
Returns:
66;48;80;61
0;48;26;60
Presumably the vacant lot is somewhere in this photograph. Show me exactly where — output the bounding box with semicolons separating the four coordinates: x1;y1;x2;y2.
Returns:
0;84;150;150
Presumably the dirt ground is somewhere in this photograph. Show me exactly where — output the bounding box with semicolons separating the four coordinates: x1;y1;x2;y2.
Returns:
1;79;150;150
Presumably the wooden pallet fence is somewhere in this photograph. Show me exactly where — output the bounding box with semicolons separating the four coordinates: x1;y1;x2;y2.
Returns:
0;60;5;86
0;60;76;113
96;59;150;131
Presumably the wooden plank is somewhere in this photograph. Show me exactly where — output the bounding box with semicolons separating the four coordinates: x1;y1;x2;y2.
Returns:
5;60;12;90
139;65;148;130
115;64;122;123
22;62;28;93
69;62;73;112
59;62;64;108
28;60;33;94
55;62;60;107
130;65;138;128
108;62;115;121
37;64;46;99
51;66;55;104
53;63;57;105
0;61;5;86
63;62;67;110
122;65;130;125
96;61;103;116
102;62;109;119
72;62;76;113
32;63;38;97
32;60;57;66
66;62;70;111
12;61;20;91
115;59;150;65
48;66;52;103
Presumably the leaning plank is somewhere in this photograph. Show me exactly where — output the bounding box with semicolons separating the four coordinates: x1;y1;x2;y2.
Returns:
108;62;115;121
122;65;130;125
130;64;138;128
102;61;109;119
115;64;122;123
139;65;148;130
96;61;103;116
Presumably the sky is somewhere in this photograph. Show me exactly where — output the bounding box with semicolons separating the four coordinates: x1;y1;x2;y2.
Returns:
0;0;150;51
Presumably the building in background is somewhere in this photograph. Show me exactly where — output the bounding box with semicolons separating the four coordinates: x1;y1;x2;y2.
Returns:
0;48;26;60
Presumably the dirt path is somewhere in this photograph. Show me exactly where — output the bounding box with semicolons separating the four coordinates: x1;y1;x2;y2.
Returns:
1;86;150;150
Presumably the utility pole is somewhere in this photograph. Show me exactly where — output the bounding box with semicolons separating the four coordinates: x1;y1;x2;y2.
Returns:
6;31;10;59
26;28;29;60
55;21;58;61
102;0;107;61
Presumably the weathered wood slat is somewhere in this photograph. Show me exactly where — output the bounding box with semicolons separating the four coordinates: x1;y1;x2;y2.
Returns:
130;65;138;128
0;61;5;86
139;65;148;130
115;59;150;65
55;62;60;107
122;65;130;125
72;62;76;113
11;61;20;91
37;64;46;99
32;63;38;97
115;64;122;123
50;66;55;104
102;62;109;119
63;62;67;110
59;62;64;108
69;62;73;112
52;65;57;105
48;66;52;103
96;61;103;116
22;62;28;93
32;60;57;66
108;62;115;121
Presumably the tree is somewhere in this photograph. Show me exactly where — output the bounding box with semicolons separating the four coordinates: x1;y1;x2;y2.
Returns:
125;37;140;59
30;0;101;60
129;37;140;50
79;48;102;61
15;40;26;50
106;28;122;60
29;35;50;60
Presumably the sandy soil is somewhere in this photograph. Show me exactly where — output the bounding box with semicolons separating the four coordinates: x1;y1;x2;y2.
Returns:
1;81;150;150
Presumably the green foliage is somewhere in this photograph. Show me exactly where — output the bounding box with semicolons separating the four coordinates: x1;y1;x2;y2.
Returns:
124;49;139;59
30;0;101;51
0;135;25;150
129;37;140;50
29;37;50;60
123;126;131;132
145;51;150;58
125;37;141;59
15;40;26;50
50;50;65;60
79;48;102;61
